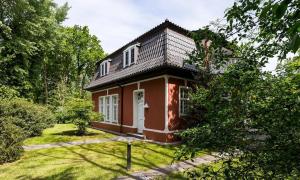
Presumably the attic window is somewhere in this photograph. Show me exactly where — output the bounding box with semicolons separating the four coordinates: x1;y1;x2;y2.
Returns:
123;44;139;68
99;60;110;77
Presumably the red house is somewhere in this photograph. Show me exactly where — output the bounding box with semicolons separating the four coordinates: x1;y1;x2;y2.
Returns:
85;20;197;142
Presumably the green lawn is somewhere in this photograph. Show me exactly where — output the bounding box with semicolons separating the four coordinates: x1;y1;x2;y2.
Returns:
23;124;116;145
1;124;206;179
0;141;189;179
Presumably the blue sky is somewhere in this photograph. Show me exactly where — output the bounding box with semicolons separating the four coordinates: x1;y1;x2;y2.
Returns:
54;0;277;71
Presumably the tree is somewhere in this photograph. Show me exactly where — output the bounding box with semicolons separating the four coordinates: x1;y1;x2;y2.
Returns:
69;25;105;97
0;0;105;104
177;0;300;178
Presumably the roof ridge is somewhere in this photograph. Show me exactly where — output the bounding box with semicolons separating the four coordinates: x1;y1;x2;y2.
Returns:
96;19;190;65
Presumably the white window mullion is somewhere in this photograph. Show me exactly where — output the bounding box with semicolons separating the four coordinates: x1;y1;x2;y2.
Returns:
179;86;189;116
109;96;113;123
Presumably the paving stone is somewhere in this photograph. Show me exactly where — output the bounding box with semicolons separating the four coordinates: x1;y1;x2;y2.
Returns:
23;136;139;150
117;155;219;180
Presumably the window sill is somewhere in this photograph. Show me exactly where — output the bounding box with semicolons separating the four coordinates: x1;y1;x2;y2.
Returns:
100;121;120;126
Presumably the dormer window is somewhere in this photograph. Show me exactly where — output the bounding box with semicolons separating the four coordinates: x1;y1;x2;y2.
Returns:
99;60;110;77
123;44;139;68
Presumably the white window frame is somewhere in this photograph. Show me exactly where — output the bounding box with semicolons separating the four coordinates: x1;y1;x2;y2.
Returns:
179;86;189;117
123;44;139;68
98;94;119;123
99;59;110;77
111;95;118;123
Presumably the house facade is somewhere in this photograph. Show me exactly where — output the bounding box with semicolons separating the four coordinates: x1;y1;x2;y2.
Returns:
85;20;197;142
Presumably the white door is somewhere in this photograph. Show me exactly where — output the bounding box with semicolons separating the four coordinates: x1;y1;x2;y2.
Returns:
136;91;144;133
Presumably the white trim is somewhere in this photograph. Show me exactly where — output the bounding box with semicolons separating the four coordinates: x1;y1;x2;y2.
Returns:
91;86;119;94
123;44;139;68
90;75;167;93
143;128;179;133
179;86;189;117
137;81;140;90
94;121;135;128
122;124;135;128
99;59;110;77
164;75;169;131
167;75;196;82
98;121;120;126
121;75;166;87
99;93;119;123
133;89;145;132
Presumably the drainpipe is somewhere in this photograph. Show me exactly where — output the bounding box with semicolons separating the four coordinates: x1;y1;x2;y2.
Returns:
118;84;124;133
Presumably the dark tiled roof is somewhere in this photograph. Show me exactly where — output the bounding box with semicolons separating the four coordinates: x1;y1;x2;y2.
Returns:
86;20;196;91
95;19;190;65
87;56;165;89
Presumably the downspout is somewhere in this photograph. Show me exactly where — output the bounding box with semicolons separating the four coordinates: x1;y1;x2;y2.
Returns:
118;84;124;133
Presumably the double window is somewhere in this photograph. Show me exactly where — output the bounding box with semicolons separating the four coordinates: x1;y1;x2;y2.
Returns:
123;44;139;68
179;87;190;116
99;95;118;123
99;60;110;77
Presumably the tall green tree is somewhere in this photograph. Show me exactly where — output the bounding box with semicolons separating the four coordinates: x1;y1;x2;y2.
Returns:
177;0;300;178
0;0;69;102
0;0;104;104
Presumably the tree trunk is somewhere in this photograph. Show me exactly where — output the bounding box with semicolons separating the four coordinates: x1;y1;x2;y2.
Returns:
43;60;48;104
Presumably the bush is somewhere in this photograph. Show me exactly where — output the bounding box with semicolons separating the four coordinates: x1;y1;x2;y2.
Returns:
61;98;100;135
0;85;19;99
0;116;25;164
0;98;55;137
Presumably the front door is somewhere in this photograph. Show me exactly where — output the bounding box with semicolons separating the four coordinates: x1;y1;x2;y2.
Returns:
135;91;144;133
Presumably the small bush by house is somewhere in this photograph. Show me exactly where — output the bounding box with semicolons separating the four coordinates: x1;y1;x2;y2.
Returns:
57;98;100;135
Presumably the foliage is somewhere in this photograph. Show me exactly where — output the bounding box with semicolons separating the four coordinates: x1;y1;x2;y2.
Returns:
0;98;55;137
59;98;101;135
0;116;25;164
0;85;19;99
0;0;104;104
225;0;300;59
177;0;300;178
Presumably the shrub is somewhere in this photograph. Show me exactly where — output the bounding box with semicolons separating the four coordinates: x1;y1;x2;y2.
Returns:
62;98;100;135
0;116;25;164
0;98;55;137
0;85;19;99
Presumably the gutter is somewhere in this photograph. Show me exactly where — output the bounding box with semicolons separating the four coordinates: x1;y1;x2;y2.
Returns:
117;83;124;133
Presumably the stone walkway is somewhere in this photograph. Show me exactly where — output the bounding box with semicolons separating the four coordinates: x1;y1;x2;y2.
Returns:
117;154;219;180
23;136;138;150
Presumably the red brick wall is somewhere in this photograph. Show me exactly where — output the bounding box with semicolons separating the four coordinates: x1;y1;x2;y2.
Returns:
122;83;138;126
168;77;185;130
92;90;107;112
140;78;165;131
143;130;179;142
91;122;137;133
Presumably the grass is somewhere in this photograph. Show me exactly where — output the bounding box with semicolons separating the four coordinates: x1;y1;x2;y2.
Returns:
23;124;116;145
0;141;194;179
1;124;207;179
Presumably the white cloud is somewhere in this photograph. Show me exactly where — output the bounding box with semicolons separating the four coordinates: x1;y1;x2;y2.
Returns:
54;0;234;53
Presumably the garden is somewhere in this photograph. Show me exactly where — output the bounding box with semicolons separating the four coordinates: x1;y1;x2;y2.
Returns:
0;124;181;179
1;0;299;179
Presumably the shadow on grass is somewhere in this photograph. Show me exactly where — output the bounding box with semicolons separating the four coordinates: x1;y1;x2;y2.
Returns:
52;130;99;137
33;142;177;179
16;167;75;180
